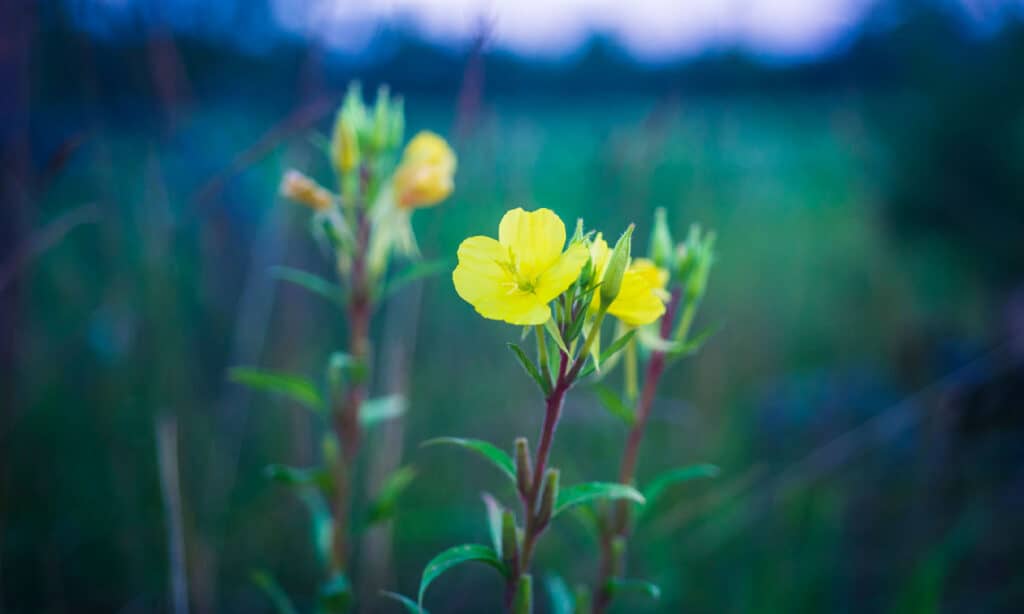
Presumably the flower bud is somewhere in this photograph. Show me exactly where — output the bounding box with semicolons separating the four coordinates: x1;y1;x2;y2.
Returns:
279;169;333;212
388;96;405;150
648;207;674;269
599;225;634;308
372;84;391;153
393;131;456;209
331;113;360;175
500;510;519;567
685;231;715;302
514;437;532;498
535;468;559;528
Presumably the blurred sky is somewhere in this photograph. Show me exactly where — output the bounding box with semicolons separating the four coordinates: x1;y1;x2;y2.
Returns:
70;0;1024;62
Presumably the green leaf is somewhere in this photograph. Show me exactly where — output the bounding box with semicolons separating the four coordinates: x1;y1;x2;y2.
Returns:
360;394;406;427
545;574;575;614
579;330;637;378
418;544;505;606
543;317;570;356
271;266;344;307
639;464;719;518
553;482;645;519
421;437;516;483
380;591;427;614
591;384;635;425
606;578;661;601
669;324;721;359
481;493;505;556
320;573;353;613
300;490;334;565
381;259;450;299
230;367;324;412
264;464;330;492
366;466;417;525
251;571;299;614
507;343;552;395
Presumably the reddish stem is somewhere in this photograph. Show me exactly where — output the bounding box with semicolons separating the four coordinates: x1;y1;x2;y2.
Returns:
593;288;681;613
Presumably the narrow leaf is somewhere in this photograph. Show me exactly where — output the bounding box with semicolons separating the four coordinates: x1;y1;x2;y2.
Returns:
544;317;570;356
251;571;299;614
482;493;505;556
553;482;645;518
382;259;450;299
360;394;406;427
669;323;721;359
230;367;323;411
418;544;505;606
270;266;344;307
421;437;516;483
507;343;552;395
300;490;334;565
545;574;575;614
606;578;661;601
366;466;417;525
639;464;719;518
579;330;637;378
591;384;635;425
381;591;428;614
264;464;330;492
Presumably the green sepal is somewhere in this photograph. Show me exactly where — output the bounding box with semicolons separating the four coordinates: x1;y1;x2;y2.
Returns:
543;318;570;356
418;544;506;607
421;437;516;483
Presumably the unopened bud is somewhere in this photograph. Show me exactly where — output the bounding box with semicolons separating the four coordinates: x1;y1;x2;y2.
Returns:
535;469;559;528
648;207;674;269
514;438;532;498
685;231;715;302
389;96;405;150
500;510;519;567
279;170;333;212
372;85;391;152
331;113;360;174
599;225;634;307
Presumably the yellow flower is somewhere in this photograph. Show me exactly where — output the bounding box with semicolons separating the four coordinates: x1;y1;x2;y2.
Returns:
279;170;334;212
453;208;589;325
393;131;456;209
588;234;667;326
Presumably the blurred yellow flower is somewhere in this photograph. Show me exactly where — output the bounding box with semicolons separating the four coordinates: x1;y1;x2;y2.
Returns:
588;234;667;326
393;131;456;209
453;208;589;325
279;169;334;212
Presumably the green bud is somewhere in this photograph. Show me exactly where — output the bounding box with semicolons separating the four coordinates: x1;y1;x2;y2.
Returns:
500;510;519;567
389;96;405;150
648;207;674;269
512;573;533;614
372;84;391;152
515;438;532;498
685;231;715;302
600;224;634;307
535;468;559;528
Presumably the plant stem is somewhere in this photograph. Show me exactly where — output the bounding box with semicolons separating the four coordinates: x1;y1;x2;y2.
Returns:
330;166;374;576
593;288;681;613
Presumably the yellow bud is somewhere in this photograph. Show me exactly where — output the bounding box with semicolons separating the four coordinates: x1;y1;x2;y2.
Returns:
279;170;333;212
331;114;360;174
393;131;456;209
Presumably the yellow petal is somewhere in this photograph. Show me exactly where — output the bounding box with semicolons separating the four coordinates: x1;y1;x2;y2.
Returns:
402;131;456;171
535;241;589;303
629;258;669;290
607;268;667;326
498;208;566;280
588;233;611;279
452;235;551;325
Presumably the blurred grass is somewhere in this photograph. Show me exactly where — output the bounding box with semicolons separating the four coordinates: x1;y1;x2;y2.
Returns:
9;93;992;613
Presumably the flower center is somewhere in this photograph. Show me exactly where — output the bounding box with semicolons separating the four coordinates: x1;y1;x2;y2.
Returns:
500;250;539;294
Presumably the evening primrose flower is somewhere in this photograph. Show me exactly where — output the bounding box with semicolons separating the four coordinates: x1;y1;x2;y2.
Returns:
393;131;456;209
588;234;668;326
453;208;589;325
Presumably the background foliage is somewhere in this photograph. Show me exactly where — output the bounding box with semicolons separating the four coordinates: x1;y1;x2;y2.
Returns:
3;2;1024;612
